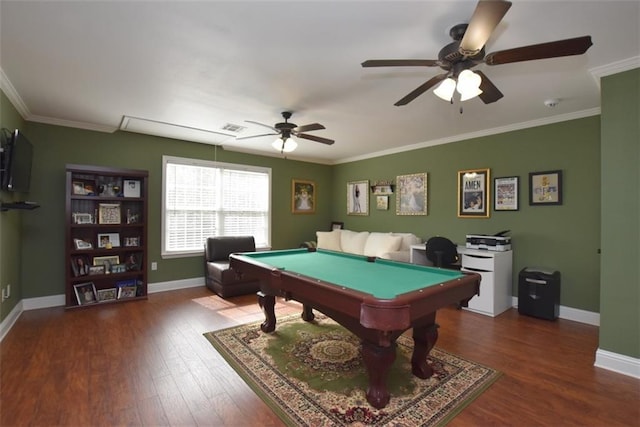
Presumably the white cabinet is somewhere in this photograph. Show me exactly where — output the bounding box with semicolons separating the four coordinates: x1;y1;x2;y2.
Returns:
459;247;513;317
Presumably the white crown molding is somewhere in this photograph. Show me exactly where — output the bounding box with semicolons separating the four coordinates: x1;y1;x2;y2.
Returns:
0;67;30;119
335;107;601;164
27;115;117;133
590;56;640;79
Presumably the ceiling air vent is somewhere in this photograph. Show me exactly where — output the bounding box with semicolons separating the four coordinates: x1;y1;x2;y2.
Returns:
221;123;247;133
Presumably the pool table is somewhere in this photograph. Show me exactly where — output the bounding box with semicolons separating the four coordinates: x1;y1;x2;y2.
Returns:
229;248;480;409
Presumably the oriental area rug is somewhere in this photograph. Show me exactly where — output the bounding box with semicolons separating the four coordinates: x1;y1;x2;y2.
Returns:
204;314;500;426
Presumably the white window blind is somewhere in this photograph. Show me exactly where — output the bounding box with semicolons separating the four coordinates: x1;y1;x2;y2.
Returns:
162;156;271;257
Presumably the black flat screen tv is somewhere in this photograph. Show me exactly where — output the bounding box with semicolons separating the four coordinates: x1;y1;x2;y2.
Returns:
1;129;33;193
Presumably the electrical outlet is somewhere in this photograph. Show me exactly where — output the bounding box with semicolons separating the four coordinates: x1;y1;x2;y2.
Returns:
151;262;157;271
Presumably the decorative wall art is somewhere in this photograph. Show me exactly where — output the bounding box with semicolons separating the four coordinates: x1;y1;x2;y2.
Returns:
458;168;490;218
529;170;563;205
494;176;519;211
347;180;369;215
292;179;316;214
396;173;427;215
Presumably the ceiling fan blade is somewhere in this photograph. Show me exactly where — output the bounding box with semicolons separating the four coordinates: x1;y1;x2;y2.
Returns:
245;120;277;131
361;59;440;67
297;133;335;145
484;36;593;65
295;123;325;133
475;70;503;104
235;132;278;140
459;0;512;56
394;73;448;106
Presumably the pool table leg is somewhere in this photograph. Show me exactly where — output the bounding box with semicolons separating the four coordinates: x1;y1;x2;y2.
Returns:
301;304;315;322
361;340;396;409
257;292;276;333
411;315;439;379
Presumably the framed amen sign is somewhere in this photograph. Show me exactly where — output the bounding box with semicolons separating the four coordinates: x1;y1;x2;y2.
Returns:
457;168;490;218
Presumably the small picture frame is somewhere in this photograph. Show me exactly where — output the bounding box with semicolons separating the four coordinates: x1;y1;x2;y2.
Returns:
111;264;127;274
88;265;106;276
123;180;141;198
292;179;316;214
70;256;90;277
458;168;490;218
74;282;98;305
117;285;138;299
97;233;120;248
376;195;389;210
98;203;121;224
125;253;142;271
93;255;120;273
494;176;519;211
72;213;93;224
330;221;344;231
347;180;369;216
529;170;563;205
97;288;117;302
73;238;93;250
72;181;87;195
396;173;427;216
124;237;140;247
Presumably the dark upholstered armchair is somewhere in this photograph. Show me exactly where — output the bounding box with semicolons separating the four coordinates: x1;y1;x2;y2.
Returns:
204;236;261;298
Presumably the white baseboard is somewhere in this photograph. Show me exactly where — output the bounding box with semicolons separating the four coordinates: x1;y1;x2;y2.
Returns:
148;277;203;293
0;301;24;342
22;294;65;310
511;296;600;326
595;348;640;379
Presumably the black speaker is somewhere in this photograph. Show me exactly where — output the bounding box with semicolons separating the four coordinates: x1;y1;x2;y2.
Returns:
518;268;560;320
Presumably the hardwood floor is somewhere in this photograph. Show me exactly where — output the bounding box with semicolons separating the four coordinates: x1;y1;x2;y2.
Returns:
1;286;638;426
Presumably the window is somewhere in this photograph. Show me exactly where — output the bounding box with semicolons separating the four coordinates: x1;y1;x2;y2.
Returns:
162;155;271;258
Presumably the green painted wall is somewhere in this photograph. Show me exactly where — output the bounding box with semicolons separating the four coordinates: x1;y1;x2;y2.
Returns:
600;68;639;358
11;121;332;301
331;117;601;312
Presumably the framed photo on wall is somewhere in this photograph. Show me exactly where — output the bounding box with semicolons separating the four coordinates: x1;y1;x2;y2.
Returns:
347;180;369;215
494;176;519;211
458;168;490;218
396;173;427;215
529;170;563;205
291;179;316;214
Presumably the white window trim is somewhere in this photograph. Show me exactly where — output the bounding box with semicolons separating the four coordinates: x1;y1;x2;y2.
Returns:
161;155;272;259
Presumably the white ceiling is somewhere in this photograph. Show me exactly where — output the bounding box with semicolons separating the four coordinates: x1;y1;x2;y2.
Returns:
1;1;638;164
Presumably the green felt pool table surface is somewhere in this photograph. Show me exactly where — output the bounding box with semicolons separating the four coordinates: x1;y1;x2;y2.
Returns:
240;248;465;299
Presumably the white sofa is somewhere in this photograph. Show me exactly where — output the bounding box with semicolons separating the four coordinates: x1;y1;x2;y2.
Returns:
315;229;422;263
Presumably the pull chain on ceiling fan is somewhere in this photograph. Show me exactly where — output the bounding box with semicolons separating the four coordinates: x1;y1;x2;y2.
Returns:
236;111;335;153
361;0;593;106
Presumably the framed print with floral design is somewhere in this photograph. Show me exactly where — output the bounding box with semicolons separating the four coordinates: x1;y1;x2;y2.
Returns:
458;168;490;218
396;173;427;215
494;176;519;211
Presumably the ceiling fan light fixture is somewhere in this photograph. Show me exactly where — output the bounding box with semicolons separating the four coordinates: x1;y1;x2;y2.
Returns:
272;136;297;153
456;69;483;101
434;78;457;101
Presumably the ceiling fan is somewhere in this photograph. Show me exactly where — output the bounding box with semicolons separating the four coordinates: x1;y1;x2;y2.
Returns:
236;111;334;153
361;0;593;106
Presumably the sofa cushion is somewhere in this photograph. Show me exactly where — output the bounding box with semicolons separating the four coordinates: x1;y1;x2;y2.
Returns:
340;230;370;255
316;230;342;251
364;233;403;257
392;232;422;251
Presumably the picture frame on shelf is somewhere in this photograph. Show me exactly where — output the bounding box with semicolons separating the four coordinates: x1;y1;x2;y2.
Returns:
97;288;117;302
347;180;369;216
376;195;389;210
111;264;127;274
73;238;93;250
93;255;120;273
116;280;138;299
88;265;106;276
458;168;490;218
123;179;141;198
98;203;121;224
72;213;93;224
97;232;120;248
291;179;316;214
125;253;142;271
396;173;427;216
494;176;519;211
529;170;563;205
74;282;98;305
124;237;140;247
70;256;90;277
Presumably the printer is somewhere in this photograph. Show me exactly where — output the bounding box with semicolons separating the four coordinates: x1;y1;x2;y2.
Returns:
466;230;511;251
